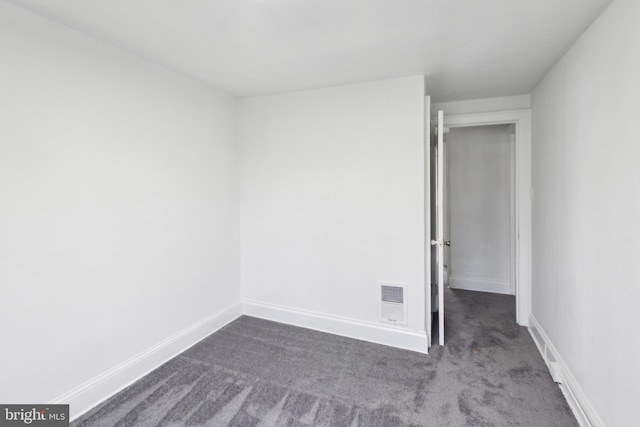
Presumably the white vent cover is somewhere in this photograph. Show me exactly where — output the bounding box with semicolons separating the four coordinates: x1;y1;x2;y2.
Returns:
379;282;408;325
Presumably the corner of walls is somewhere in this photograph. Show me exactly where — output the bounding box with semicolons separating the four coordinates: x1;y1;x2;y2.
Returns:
0;0;242;413
59;303;242;421
238;76;428;353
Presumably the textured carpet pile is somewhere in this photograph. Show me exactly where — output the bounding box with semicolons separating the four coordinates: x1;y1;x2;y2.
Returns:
73;289;577;426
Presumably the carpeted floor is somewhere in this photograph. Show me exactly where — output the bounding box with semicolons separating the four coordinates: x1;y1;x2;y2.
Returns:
72;289;577;426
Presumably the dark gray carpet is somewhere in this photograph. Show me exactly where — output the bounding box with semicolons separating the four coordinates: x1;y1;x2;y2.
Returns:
72;289;577;426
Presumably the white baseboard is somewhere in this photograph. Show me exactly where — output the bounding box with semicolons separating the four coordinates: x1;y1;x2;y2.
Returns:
52;301;242;421
528;315;605;427
449;275;511;294
52;299;430;421
242;298;428;354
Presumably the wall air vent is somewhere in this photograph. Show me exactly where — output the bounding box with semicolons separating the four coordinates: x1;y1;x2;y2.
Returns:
379;282;408;325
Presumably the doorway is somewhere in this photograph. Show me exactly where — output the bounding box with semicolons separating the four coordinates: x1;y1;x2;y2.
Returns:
426;108;532;349
445;124;515;296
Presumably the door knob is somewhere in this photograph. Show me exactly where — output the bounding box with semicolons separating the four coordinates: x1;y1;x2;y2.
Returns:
444;240;451;246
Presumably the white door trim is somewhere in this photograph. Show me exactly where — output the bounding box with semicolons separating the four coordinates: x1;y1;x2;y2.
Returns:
443;109;532;326
424;96;432;348
436;111;445;345
509;128;517;296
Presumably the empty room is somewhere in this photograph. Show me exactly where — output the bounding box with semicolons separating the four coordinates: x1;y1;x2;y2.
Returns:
1;0;638;426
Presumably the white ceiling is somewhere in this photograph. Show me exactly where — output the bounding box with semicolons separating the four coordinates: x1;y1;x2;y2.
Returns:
7;0;612;101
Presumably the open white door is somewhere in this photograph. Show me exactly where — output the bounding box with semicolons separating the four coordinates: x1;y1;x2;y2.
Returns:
431;111;446;346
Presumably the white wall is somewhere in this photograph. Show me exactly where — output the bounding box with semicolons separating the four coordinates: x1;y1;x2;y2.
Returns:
0;0;240;408
433;94;530;116
446;125;512;294
531;0;639;425
239;76;427;349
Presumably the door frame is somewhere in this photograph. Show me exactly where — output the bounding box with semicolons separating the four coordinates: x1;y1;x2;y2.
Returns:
424;97;432;348
443;109;531;326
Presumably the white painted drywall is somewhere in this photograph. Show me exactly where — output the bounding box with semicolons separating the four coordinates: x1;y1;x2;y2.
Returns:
433;95;531;116
531;0;639;424
446;125;512;294
0;1;240;404
239;76;426;336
